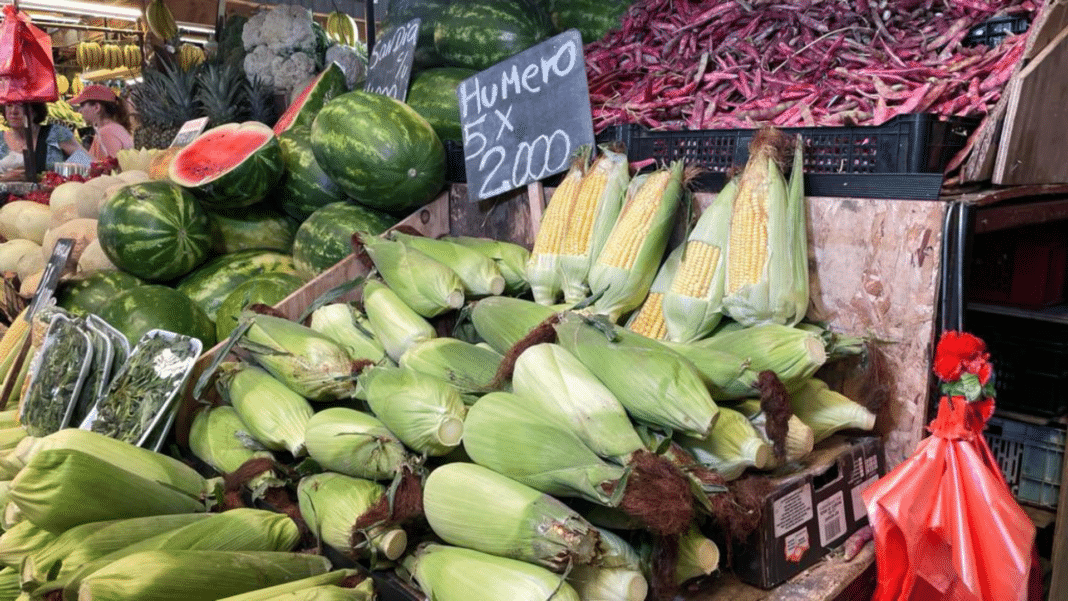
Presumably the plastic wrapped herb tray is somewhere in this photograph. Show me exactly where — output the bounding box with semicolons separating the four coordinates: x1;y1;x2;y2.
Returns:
20;313;93;437
80;329;202;448
87;314;130;371
71;319;116;427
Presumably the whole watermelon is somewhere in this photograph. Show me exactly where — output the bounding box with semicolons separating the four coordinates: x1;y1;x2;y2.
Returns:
176;249;304;322
291;201;395;278
405;67;476;143
382;0;452;69
214;272;306;341
552;0;630;44
98;285;216;349
169;121;284;210
277;127;346;221
208;205;299;254
433;0;554;71
311;91;445;213
55;271;144;317
96;181;213;282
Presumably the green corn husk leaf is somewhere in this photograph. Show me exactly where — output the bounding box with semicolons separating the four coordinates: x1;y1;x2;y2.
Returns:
0;428;25;453
0;481;9;514
399;338;503;394
360;365;466;457
20;428;209;499
389;231;506;297
659;341;761;400
722;133;809;327
692;323;827;390
189;406;279;490
661;176;739;343
75;550;331;601
511;343;643;464
36;509;302;599
554;313;719;438
791;378;877;443
448;236;531;295
623;239;683;340
423;462;601;571
361;235;464;317
736;399;815;467
527;161;585;306
675;526;720;583
238;313;359;402
362;279;435;363
10;447;206;533
0;566;18;600
592;526;641;570
309;303;387;364
0;410;18;430
558;147;630;304
567;565;648;601
219;363;315;457
297;472;407;562
463;391;626;505
678;406;771;481
216;569;370;601
0;451;23;481
0;521;55;569
470;296;557;355
589;160;684;323
304;407;408;480
1;501;21;531
407;544;581;601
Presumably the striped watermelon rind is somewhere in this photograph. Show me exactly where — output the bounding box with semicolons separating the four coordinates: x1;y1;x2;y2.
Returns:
169;121;284;210
291;201;396;278
98;284;217;349
55;270;145;317
277;127;346;221
382;0;452;69
551;0;630;44
176;249;304;321
214;272;306;341
208;205;299;255
405;67;476;143
433;1;554;71
274;63;349;135
97;181;213;282
310;91;446;213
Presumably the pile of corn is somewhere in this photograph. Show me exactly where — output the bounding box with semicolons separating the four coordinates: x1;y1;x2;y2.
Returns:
0;126;879;601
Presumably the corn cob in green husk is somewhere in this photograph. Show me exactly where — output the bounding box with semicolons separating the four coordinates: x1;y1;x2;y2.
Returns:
297;472;407;562
304;407;409;480
308;303;387;364
790;378;877;442
188;405;278;490
0;520;55;569
389;231;505;297
470;295;557;355
406;544;581;601
399;337;503;394
359;365;465;457
216;569;372;601
735;399;815;468
448;236;531;296
361;279;435;363
359;234;464;317
678;406;771;481
527;158;586;306
219;363;314;457
625;239;684;341
691;323;827;391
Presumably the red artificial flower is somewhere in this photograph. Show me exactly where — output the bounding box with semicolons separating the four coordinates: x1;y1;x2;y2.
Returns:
933;330;990;383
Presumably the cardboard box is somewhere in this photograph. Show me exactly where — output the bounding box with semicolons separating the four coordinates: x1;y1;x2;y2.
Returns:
731;436;885;589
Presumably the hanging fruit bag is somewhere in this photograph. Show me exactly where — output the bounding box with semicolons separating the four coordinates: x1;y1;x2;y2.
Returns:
0;5;58;103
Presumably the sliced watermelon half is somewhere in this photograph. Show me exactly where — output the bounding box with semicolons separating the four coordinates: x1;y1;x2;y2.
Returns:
274;62;349;135
169;121;284;210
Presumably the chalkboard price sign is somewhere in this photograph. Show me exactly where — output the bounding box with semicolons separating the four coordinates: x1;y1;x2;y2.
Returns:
457;29;594;201
364;18;421;101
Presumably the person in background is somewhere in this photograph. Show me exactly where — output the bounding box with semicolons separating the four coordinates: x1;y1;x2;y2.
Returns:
0;102;91;180
71;84;134;161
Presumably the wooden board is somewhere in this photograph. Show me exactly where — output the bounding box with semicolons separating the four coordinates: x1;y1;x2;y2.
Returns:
993;23;1068;185
447;183;542;248
173;191;451;446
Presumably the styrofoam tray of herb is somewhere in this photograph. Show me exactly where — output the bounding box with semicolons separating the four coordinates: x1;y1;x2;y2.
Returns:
79;329;202;447
86;314;130;375
70;318;116;427
20;313;93;436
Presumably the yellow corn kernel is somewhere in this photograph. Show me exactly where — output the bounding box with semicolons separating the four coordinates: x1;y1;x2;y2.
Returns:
670;241;722;299
627;292;667;340
726;170;772;293
561;165;610;256
597;170;672;270
532;167;583;257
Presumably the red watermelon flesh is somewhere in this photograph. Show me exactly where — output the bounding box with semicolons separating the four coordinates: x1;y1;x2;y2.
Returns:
274;63;348;135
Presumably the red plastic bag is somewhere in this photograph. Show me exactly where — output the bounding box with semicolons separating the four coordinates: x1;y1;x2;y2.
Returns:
0;6;58;103
862;332;1041;601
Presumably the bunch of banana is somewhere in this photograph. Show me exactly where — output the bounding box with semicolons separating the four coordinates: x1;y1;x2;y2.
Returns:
326;11;359;46
146;0;178;41
178;44;206;71
122;45;144;69
103;45;124;70
45;99;84;127
75;41;103;70
70;76;84;96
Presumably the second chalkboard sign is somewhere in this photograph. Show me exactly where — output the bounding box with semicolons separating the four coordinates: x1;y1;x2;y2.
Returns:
365;18;421;101
457;29;595;201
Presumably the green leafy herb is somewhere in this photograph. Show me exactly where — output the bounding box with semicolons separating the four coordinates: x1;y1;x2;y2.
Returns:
22;316;92;436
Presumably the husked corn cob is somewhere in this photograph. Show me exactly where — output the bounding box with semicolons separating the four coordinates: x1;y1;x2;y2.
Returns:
662;177;739;342
625;242;685;340
527;159;586;305
558;147;629;303
589;161;684;322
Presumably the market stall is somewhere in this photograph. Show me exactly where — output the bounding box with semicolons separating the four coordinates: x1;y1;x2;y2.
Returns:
0;0;1058;600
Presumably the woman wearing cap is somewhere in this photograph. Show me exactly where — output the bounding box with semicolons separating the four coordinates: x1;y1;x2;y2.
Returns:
0;102;92;180
72;84;134;161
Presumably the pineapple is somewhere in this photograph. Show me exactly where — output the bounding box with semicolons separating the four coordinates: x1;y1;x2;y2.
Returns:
244;75;280;127
130;59;201;149
196;59;249;126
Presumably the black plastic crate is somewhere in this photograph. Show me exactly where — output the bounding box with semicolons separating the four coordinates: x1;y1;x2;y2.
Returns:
596;113;978;199
964;15;1031;48
966;310;1068;417
985;415;1065;508
443;140;466;183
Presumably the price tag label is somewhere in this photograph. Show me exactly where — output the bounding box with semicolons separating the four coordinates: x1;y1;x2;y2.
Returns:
169;117;209;148
364;17;420;101
458;29;594;201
